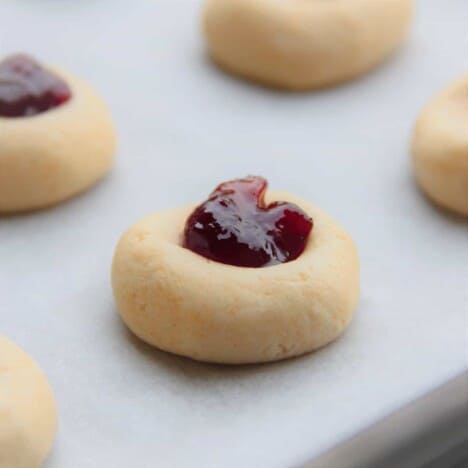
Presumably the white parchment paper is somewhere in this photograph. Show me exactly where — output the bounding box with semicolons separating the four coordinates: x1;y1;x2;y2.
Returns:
0;1;467;467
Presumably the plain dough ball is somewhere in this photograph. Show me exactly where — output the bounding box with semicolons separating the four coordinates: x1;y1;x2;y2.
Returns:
0;67;116;213
411;76;468;216
0;336;57;468
203;0;414;90
112;191;360;364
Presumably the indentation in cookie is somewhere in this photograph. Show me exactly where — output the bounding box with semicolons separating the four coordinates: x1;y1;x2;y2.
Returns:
0;53;71;117
183;176;313;267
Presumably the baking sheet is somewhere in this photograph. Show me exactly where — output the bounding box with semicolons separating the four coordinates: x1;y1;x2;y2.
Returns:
1;1;467;467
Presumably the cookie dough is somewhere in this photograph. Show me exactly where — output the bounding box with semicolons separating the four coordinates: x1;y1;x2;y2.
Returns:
203;0;414;90
0;336;57;468
112;191;360;364
0;66;116;213
411;76;468;216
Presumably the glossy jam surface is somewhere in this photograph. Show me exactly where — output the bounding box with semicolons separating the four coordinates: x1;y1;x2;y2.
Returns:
0;54;71;117
184;176;313;268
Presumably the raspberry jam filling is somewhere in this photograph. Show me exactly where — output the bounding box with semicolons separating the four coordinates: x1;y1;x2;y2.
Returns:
183;176;313;268
0;54;71;117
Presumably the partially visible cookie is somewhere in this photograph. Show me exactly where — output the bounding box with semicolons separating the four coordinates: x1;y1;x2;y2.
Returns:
411;76;468;216
0;336;57;468
0;54;116;213
203;0;414;90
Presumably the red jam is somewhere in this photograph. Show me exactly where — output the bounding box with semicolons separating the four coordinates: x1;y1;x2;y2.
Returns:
0;54;71;117
183;176;313;267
